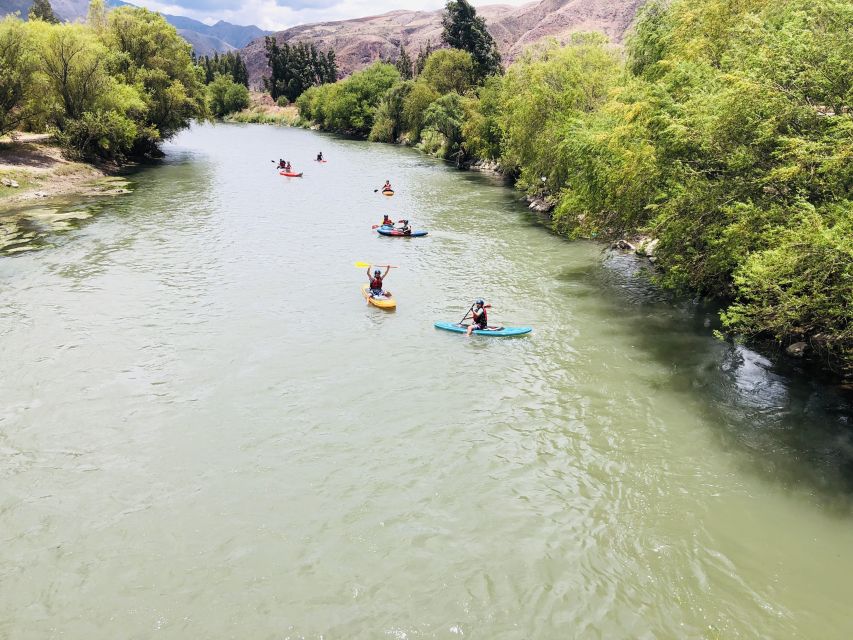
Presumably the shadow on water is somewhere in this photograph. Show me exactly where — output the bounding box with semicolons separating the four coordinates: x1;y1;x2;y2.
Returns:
560;249;853;512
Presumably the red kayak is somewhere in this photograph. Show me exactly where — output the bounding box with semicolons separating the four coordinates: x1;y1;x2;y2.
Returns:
280;171;303;177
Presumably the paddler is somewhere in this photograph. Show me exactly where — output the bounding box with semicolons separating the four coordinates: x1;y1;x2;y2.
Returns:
278;159;286;169
399;219;412;236
317;152;324;161
382;180;392;192
367;265;391;297
466;299;490;336
382;214;394;227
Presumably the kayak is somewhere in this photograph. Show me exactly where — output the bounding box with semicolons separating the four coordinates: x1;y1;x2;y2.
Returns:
280;171;303;177
377;228;428;237
315;159;327;163
361;284;396;309
434;322;532;337
382;189;394;197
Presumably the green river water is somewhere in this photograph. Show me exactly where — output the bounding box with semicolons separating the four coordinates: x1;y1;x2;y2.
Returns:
1;123;852;639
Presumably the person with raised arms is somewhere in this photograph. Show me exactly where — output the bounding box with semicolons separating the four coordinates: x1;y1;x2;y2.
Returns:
367;265;391;297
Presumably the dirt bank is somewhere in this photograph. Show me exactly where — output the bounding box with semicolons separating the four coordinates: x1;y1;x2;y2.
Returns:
0;133;131;208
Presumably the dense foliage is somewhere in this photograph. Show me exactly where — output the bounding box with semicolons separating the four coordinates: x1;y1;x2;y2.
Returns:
441;0;501;80
297;0;852;374
0;3;205;159
29;0;59;24
206;73;249;117
196;51;249;88
263;38;337;103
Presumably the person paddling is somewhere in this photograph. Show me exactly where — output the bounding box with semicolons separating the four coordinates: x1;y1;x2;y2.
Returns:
367;265;391;297
382;214;394;227
278;159;286;169
382;180;392;192
399;219;412;236
316;152;324;161
466;299;491;336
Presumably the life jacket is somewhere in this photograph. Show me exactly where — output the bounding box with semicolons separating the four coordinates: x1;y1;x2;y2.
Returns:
370;275;383;289
474;306;488;327
383;217;392;225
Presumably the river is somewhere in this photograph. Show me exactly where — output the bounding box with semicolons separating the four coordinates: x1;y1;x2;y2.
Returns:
1;123;852;639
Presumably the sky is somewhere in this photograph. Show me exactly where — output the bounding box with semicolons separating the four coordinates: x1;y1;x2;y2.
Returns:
128;0;532;31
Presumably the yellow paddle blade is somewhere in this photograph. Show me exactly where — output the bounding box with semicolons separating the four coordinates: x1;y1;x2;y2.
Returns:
354;261;371;268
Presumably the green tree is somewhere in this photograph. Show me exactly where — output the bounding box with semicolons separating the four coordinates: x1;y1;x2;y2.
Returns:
441;0;501;80
402;80;439;140
395;44;413;80
419;48;474;95
105;7;206;152
263;38;337;102
420;92;465;162
369;80;413;142
414;40;433;76
86;0;108;34
207;73;249;117
0;17;38;135
29;0;59;23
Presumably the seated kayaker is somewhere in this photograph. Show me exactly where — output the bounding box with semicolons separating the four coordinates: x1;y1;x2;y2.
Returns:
278;159;286;169
399;220;412;235
382;214;394;227
382;180;392;191
367;266;391;297
466;299;490;336
317;152;323;161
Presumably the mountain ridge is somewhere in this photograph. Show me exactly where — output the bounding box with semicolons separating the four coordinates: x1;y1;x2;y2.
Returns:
240;0;645;88
0;0;270;55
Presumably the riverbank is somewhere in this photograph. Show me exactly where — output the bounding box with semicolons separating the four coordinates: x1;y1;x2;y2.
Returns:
225;92;299;126
0;133;131;208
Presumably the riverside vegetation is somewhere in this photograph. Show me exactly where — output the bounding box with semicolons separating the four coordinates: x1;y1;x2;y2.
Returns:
0;0;256;161
294;0;852;379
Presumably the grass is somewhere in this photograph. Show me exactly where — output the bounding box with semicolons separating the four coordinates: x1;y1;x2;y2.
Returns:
0;169;38;199
225;104;300;126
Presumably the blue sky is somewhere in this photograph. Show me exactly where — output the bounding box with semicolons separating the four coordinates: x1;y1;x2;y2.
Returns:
130;0;531;31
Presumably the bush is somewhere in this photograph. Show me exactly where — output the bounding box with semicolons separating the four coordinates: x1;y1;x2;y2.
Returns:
207;74;250;117
54;109;137;160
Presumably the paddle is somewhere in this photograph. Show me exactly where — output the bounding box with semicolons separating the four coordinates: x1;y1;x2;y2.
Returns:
354;262;398;268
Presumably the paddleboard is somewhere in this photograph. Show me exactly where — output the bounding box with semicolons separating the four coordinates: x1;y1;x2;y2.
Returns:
434;322;532;337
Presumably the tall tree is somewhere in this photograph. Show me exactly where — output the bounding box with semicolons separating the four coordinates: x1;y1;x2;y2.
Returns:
395;44;413;80
414;40;433;76
263;38;337;102
29;0;59;23
441;0;501;80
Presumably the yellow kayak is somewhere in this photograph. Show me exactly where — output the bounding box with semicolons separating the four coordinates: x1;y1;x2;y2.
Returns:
361;284;396;309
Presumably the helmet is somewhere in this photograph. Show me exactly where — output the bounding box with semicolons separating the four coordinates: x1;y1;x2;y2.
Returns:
475;299;484;305
374;269;381;275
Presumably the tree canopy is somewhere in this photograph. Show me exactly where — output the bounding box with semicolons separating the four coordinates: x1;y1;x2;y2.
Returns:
441;0;501;80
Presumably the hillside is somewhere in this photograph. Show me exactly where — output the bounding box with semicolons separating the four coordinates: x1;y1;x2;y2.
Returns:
241;0;645;87
0;0;269;53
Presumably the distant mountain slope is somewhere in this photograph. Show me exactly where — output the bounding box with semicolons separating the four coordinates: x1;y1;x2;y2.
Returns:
241;0;645;88
0;0;269;53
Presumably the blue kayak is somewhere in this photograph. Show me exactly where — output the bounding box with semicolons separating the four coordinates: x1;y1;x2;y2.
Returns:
377;227;428;237
434;322;532;337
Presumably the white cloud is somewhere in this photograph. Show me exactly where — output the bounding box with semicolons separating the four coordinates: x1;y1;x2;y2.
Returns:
127;0;532;31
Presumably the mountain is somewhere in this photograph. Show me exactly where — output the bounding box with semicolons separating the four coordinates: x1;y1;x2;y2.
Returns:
0;0;269;54
241;0;645;88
